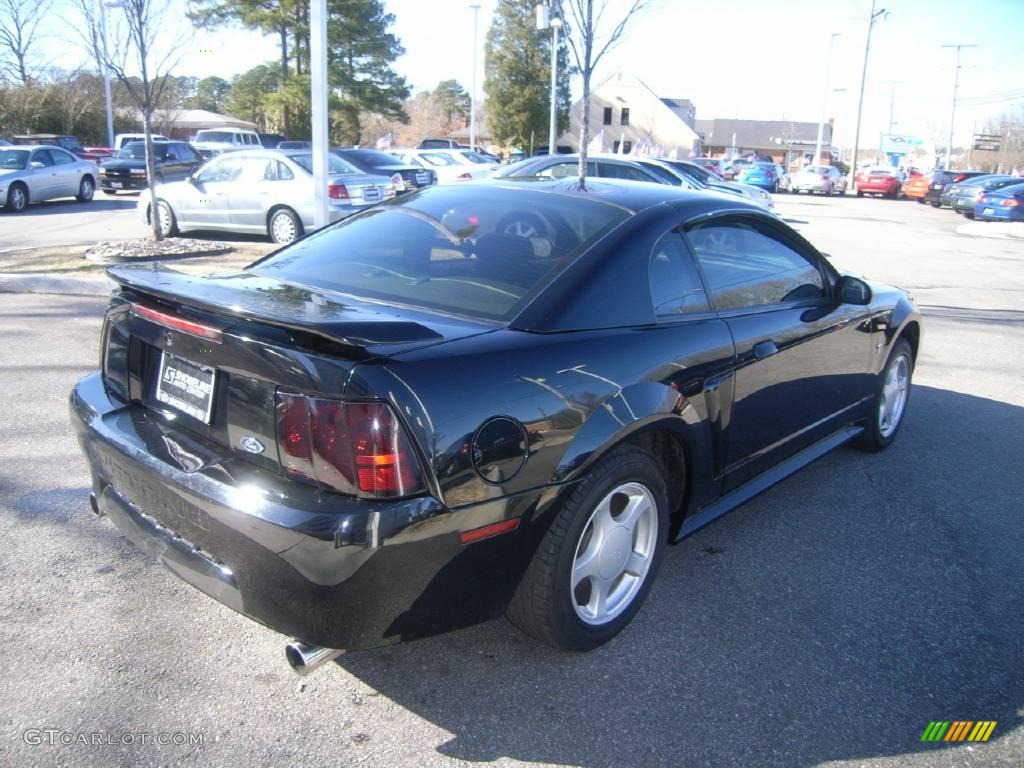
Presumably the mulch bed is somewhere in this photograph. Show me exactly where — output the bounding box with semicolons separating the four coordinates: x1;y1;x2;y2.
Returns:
85;237;235;264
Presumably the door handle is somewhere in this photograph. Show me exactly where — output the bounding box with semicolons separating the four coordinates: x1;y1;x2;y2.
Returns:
753;340;778;359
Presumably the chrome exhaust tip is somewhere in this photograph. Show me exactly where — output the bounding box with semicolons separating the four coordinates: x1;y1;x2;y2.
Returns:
285;641;345;676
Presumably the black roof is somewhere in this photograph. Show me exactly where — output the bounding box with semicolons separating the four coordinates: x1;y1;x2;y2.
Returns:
471;176;763;216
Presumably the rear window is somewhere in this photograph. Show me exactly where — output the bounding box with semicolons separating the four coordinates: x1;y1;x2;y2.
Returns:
251;186;631;321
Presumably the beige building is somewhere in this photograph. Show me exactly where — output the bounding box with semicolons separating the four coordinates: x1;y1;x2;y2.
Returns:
559;73;700;157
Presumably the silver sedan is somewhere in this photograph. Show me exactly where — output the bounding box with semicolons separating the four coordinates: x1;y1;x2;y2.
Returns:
138;149;397;244
0;145;98;211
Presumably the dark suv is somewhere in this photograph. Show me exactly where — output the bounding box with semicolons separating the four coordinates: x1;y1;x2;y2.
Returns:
98;141;203;193
925;169;988;207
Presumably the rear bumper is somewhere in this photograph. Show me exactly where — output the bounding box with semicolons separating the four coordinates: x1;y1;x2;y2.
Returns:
70;372;539;649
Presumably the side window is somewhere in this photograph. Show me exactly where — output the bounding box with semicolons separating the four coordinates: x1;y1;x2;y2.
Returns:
32;149;55;167
649;232;709;316
276;161;294;180
50;148;75;165
164;145;179;161
179;145;197;162
687;219;826;311
238;156;273;182
536;161;577;179
196;155;242;183
598;162;650;182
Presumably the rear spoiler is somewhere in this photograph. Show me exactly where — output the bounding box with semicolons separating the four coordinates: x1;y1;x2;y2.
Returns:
107;264;444;350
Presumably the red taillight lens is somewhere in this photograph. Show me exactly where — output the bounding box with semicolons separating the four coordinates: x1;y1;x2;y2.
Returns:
131;303;223;342
1001;199;1020;207
821;174;829;180
328;183;349;199
276;393;424;498
456;172;473;180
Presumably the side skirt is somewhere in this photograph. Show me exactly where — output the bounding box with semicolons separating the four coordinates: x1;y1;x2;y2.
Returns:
674;424;864;541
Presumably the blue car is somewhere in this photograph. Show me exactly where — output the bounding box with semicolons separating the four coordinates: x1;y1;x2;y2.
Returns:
738;162;779;192
974;181;1024;222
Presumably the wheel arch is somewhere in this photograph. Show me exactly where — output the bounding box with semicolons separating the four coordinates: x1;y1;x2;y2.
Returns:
551;384;715;542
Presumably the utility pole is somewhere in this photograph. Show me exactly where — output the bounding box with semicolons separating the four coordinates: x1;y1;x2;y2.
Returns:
885;80;900;134
310;0;328;228
814;33;841;167
469;4;481;152
942;43;976;170
850;0;888;189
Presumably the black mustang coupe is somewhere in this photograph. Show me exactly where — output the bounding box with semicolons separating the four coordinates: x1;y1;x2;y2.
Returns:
71;178;920;673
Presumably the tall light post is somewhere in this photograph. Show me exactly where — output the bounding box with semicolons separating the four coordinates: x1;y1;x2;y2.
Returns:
849;1;889;188
942;43;976;170
813;32;840;167
310;0;328;228
99;0;123;149
536;3;563;155
469;4;481;152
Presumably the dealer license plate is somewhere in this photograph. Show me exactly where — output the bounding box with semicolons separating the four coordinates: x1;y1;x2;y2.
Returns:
111;181;123;188
983;208;995;216
155;353;216;423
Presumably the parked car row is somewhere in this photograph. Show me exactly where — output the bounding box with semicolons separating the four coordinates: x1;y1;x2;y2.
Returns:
903;169;1023;222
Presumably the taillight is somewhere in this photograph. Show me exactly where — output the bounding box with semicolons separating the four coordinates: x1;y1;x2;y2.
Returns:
390;172;403;191
328;183;349;199
976;191;985;201
276;393;424;498
1001;199;1021;207
456;172;473;180
821;174;830;180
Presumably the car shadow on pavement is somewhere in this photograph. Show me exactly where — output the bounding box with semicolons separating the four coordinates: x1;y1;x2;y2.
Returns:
336;384;1023;768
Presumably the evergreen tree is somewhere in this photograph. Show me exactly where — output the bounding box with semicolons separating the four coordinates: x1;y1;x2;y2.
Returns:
484;0;570;152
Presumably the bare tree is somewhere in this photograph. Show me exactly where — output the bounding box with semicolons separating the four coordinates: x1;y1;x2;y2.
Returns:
0;0;52;84
73;0;193;240
562;0;653;187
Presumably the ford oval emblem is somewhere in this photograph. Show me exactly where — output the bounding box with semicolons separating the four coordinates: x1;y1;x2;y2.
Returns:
240;436;265;454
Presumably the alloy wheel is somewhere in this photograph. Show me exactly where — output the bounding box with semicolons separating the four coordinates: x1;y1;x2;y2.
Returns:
271;211;298;243
9;185;27;211
570;481;658;626
878;354;910;438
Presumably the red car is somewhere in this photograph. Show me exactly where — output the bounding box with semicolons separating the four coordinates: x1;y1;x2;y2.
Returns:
855;167;902;198
12;134;107;164
691;157;725;179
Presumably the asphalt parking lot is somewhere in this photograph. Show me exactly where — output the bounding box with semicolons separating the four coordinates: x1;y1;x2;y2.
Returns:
0;195;1022;768
0;196;149;251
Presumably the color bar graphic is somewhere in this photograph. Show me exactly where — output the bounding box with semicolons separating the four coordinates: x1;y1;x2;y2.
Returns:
921;721;996;742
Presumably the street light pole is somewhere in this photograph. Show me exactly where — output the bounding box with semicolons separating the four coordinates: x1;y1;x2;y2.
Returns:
850;0;888;189
942;43;976;170
310;0;328;229
99;1;122;149
548;14;562;156
813;33;840;167
537;2;563;156
469;4;481;152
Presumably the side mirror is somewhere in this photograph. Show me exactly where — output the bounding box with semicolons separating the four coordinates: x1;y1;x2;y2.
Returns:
838;275;872;305
31;161;45;169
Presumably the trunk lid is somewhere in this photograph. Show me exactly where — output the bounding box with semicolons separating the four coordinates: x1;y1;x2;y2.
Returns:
102;264;495;475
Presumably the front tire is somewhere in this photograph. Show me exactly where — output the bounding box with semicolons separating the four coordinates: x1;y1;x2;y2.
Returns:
6;183;28;212
506;446;669;651
154;200;178;237
857;338;914;452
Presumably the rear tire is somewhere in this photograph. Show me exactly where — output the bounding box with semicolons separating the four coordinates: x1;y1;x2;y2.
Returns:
6;182;28;212
930;200;941;208
506;446;669;651
857;338;914;452
268;207;302;244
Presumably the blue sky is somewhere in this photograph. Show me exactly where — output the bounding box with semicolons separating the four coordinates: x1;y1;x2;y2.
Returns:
44;0;1024;148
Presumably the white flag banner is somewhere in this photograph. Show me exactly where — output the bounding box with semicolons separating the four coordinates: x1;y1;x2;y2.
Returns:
587;129;604;153
376;132;393;150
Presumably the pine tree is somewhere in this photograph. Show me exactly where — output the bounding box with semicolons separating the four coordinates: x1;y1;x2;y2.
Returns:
484;0;570;152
